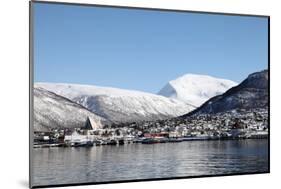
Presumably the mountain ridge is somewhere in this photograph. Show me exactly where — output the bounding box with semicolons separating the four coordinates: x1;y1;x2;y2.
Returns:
35;82;195;123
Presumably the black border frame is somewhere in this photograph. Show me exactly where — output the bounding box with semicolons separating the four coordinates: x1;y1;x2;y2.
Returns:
29;1;270;188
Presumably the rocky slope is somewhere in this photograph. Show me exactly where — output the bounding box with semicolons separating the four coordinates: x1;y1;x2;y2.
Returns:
183;70;268;117
34;87;107;131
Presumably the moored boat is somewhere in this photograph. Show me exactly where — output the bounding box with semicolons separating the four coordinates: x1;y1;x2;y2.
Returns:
141;138;158;144
168;138;183;143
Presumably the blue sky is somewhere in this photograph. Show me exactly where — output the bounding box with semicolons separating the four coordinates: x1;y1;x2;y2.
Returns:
33;2;268;93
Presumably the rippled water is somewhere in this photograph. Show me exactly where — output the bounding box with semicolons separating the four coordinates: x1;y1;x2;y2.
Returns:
32;139;268;186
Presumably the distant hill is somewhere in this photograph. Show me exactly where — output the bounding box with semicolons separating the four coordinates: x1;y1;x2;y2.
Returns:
182;70;268;117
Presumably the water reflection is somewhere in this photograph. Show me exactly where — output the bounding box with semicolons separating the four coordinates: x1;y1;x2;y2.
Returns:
32;139;268;186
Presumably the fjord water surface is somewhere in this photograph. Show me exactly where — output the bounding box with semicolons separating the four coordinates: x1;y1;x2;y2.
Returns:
32;139;268;186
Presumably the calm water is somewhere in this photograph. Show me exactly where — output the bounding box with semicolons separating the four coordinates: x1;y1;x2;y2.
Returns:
32;139;268;186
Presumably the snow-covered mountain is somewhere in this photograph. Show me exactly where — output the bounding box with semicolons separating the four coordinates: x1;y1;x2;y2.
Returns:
34;87;106;131
158;74;237;107
183;70;268;117
35;83;195;123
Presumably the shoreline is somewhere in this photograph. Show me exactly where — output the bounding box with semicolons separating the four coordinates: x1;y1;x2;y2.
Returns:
33;136;268;148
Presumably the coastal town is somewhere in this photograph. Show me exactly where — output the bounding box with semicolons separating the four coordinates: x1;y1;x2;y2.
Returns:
33;107;268;148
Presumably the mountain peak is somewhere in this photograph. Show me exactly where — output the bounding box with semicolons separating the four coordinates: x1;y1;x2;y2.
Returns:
241;70;268;89
158;73;237;107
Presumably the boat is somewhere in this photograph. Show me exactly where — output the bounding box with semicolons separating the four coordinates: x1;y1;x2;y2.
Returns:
107;139;118;145
156;137;169;143
93;140;102;146
182;134;211;141
133;137;146;143
118;139;125;145
168;138;183;143
70;139;94;147
141;138;158;144
181;137;194;141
